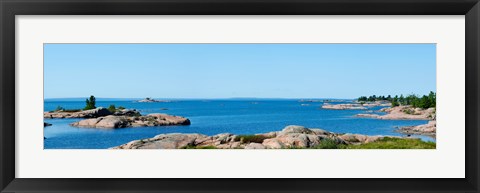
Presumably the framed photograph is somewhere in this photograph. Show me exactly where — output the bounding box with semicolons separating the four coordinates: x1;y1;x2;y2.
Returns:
1;0;479;192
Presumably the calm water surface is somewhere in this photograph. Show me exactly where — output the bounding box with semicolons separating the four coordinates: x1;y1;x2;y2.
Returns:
44;99;434;149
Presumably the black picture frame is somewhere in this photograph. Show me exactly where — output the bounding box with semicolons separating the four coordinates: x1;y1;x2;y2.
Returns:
1;0;479;192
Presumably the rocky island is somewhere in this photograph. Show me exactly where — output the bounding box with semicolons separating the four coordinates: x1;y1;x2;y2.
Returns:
44;107;113;119
111;125;433;149
137;97;170;103
45;96;190;130
70;113;190;129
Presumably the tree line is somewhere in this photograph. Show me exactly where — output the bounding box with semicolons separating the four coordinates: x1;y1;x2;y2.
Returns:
357;91;436;109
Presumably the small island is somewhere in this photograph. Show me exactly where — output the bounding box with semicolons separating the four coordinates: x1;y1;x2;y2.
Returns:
44;96;190;129
70;114;190;129
137;97;171;103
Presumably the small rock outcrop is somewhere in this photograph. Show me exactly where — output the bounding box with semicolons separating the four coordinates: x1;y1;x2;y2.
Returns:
112;125;386;149
396;121;436;136
44;122;52;127
112;109;141;116
44;107;113;119
137;97;170;103
322;103;367;110
338;134;383;144
70;114;190;129
355;106;435;120
116;133;208;149
355;114;381;119
357;101;391;107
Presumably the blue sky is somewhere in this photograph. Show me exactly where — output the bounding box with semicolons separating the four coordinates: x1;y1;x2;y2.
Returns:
44;44;436;99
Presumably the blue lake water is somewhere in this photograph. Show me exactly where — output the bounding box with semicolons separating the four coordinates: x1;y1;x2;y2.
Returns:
44;99;434;149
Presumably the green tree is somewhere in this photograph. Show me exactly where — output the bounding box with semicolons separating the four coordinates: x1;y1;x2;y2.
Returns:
406;94;419;107
107;104;116;113
358;96;367;102
367;96;374;102
428;91;436;108
420;95;430;108
399;95;405;106
84;95;96;110
392;95;399;107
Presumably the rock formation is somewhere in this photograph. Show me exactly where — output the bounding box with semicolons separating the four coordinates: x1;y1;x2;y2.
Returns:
70;113;190;129
396;121;436;136
44;107;113;119
112;125;387;149
322;103;367;110
137;97;170;103
355;106;435;120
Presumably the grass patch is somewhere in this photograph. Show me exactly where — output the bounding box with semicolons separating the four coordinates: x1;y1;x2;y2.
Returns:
234;135;272;143
312;138;347;149
345;137;436;149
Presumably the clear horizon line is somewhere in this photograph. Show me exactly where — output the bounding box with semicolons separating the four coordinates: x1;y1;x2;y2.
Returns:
44;97;356;100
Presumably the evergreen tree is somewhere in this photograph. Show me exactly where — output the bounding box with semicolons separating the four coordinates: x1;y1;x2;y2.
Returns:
419;95;429;109
84;95;96;110
428;91;436;108
399;95;405;106
358;96;368;101
392;95;399;107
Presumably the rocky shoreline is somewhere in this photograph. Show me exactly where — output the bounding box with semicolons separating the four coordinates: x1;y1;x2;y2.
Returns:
355;106;435;120
396;121;436;136
70;113;190;129
322;103;367;110
112;125;402;149
354;106;436;136
321;101;390;110
44;107;113;119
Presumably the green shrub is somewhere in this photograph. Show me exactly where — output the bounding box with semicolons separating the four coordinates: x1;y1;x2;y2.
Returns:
313;138;346;149
107;104;116;113
234;135;272;143
55;105;65;111
118;106;126;110
345;137;436;149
